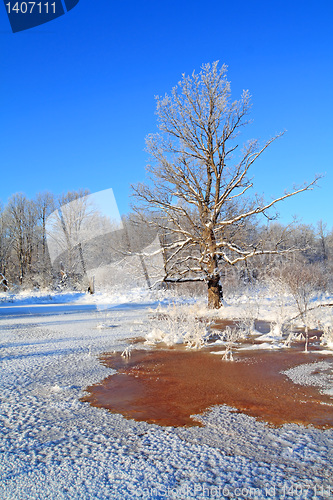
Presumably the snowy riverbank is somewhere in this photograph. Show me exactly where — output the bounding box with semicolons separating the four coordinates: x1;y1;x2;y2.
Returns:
0;289;333;499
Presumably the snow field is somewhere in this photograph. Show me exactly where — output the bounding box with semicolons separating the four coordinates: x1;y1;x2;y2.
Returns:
0;290;333;499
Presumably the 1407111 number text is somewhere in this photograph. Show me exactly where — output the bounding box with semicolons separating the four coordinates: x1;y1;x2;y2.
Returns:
6;2;56;14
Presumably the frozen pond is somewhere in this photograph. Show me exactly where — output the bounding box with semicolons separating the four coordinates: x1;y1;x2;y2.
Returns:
1;297;333;499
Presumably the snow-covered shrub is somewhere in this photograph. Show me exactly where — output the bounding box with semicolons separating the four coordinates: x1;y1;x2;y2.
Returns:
321;325;333;349
235;291;262;335
145;303;211;348
219;325;247;361
283;322;299;348
261;276;296;338
121;345;132;359
265;263;327;351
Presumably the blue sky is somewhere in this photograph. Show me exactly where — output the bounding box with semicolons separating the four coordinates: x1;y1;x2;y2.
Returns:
0;0;332;229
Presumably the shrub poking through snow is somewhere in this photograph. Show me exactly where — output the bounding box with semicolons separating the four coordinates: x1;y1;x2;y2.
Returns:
321;325;333;349
145;303;253;359
121;345;132;359
267;263;327;352
219;325;247;361
146;304;211;348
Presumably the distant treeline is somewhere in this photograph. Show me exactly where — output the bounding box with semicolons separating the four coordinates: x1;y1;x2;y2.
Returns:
0;189;332;294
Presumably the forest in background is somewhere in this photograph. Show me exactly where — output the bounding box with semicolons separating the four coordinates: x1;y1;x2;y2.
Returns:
0;188;332;298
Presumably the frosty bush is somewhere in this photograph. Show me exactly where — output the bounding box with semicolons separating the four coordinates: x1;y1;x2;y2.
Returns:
231;288;262;336
321;325;333;348
266;263;327;351
262;275;295;338
220;325;246;361
121;345;132;359
145;304;211;348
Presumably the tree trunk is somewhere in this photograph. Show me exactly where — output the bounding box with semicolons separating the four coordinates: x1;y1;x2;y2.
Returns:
204;225;223;308
304;325;309;352
207;275;223;309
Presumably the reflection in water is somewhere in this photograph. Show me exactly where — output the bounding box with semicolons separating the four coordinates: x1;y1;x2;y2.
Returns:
81;343;333;428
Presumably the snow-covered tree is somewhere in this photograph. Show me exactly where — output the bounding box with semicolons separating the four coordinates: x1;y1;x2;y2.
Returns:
133;62;320;308
0;202;11;280
6;193;38;284
280;262;327;351
47;189;127;291
47;189;91;284
35;191;55;286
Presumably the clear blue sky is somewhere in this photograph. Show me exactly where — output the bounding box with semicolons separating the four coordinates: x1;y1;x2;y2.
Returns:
1;0;332;229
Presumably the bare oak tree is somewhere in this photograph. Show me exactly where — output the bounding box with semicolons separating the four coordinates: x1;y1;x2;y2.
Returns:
132;62;320;308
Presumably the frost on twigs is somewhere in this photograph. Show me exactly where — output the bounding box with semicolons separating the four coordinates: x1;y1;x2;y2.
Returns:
145;304;211;349
95;304;113;329
121;345;132;359
283;314;319;351
222;346;233;361
321;325;333;349
262;277;295;339
235;291;262;336
219;325;247;361
266;264;328;352
0;273;9;292
132;61;321;311
283;323;297;348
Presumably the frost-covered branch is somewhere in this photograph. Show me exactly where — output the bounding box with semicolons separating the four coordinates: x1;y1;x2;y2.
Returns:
132;62;322;308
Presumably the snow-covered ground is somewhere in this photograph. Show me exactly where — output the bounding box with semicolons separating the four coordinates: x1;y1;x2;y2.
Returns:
0;289;333;499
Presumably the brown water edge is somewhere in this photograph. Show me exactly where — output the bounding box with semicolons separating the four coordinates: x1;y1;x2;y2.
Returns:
81;343;333;428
